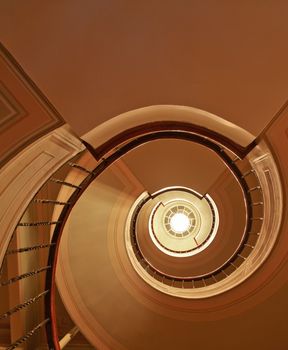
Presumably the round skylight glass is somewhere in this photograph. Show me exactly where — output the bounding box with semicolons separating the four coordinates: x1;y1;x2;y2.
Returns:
170;213;190;233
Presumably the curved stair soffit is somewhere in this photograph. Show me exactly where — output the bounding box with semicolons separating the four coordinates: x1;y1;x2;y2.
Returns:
53;106;283;349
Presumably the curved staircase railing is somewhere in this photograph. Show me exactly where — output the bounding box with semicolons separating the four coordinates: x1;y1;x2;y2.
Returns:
0;122;279;349
129;141;263;287
0;151;94;350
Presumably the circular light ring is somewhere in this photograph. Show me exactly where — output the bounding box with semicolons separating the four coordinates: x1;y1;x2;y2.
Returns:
165;207;195;236
146;190;219;258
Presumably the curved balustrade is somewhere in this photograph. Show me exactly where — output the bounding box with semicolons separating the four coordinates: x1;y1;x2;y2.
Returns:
0;151;92;350
129;145;264;287
0;121;281;349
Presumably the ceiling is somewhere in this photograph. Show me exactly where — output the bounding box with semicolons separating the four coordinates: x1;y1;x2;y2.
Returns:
0;1;288;136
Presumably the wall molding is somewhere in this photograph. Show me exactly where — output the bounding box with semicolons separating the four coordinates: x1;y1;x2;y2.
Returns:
0;43;65;167
0;124;84;267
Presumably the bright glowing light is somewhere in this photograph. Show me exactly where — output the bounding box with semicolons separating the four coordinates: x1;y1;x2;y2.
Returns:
170;213;190;233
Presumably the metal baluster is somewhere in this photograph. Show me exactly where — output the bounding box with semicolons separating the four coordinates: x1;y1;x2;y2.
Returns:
211;275;217;283
0;290;49;320
7;243;56;254
33;199;71;206
0;266;51;286
249;231;260;236
59;326;79;349
6;319;49;350
237;254;246;260
244;243;254;249
251;201;264;206
241;169;255;178
50;178;82;189
18;221;61;227
232;157;240;163
247;186;261;193
68;162;94;174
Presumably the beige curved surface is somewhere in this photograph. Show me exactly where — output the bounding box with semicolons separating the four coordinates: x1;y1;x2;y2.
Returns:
82;105;255;152
133;180;246;278
55;142;284;349
54;105;283;348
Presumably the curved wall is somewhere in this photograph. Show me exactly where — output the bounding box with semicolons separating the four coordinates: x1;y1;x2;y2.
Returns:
55;106;286;350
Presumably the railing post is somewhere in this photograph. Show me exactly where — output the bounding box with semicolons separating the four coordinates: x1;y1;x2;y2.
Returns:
59;326;79;349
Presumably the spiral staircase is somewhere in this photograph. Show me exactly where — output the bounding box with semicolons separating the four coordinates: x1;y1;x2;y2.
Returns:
0;101;286;349
1;3;288;349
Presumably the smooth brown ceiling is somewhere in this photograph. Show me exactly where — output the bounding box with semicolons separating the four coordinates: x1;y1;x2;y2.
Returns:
121;139;227;194
0;1;288;136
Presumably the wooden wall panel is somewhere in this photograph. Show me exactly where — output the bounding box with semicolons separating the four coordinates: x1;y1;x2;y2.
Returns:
0;44;64;167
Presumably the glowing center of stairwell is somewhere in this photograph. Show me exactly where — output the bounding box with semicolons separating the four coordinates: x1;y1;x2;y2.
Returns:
170;213;190;233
